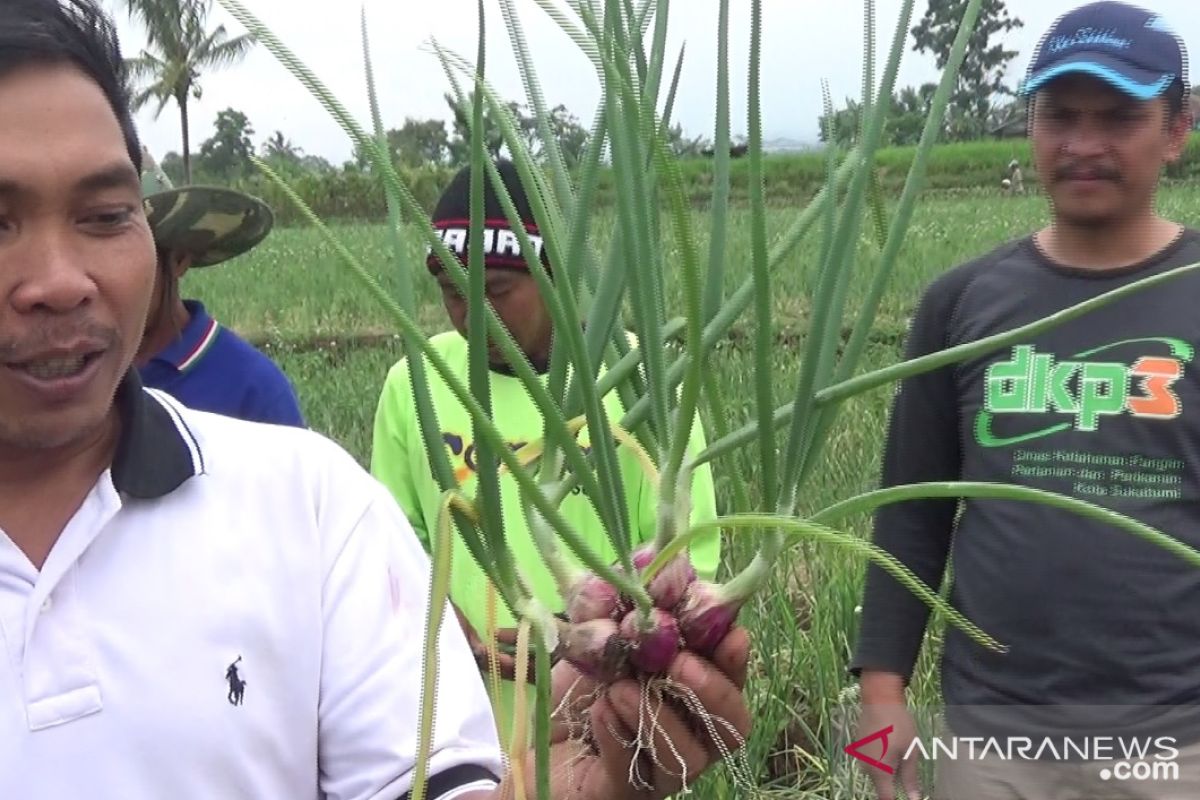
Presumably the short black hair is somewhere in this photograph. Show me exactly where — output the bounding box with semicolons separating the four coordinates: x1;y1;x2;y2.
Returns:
0;0;142;174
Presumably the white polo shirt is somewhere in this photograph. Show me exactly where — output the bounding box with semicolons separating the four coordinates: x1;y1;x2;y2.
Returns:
0;375;504;799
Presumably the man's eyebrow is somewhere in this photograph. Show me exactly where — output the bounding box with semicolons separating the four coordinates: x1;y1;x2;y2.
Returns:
0;162;141;201
75;162;142;195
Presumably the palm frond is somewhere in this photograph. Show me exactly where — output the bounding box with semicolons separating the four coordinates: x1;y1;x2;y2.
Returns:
124;52;165;82
195;30;257;70
130;79;175;118
120;0;254;133
122;0;195;52
130;86;159;114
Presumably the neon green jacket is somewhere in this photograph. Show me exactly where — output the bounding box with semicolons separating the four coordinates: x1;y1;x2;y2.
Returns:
370;331;721;738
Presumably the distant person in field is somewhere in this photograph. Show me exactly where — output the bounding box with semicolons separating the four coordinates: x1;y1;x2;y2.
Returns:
1008;158;1025;194
135;162;305;426
851;3;1200;799
370;160;722;739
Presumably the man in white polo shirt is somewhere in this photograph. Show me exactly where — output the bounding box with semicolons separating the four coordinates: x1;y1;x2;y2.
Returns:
0;1;751;799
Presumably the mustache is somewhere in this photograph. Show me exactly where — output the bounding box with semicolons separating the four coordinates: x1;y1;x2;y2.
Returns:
0;319;119;362
1054;164;1121;182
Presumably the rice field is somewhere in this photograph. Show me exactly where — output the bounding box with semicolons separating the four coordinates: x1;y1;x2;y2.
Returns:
183;185;1200;797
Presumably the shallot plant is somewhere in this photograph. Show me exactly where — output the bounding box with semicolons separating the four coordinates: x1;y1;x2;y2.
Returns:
219;0;1200;795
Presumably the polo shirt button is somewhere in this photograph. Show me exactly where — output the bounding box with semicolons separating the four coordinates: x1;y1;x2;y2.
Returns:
40;597;52;613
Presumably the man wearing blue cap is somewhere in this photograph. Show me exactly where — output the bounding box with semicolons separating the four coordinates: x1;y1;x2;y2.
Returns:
850;3;1200;799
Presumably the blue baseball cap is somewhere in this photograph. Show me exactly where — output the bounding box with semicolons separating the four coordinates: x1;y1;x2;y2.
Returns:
1020;2;1188;101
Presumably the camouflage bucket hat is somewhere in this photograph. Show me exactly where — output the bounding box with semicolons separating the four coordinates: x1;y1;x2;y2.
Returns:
140;148;274;268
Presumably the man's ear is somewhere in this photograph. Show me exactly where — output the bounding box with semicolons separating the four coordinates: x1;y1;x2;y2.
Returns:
1164;107;1193;164
171;251;194;280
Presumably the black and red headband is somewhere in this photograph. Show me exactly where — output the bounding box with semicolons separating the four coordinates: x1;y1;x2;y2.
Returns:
425;218;550;275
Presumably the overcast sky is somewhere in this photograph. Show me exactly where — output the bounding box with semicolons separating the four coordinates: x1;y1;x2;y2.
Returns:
104;0;1196;165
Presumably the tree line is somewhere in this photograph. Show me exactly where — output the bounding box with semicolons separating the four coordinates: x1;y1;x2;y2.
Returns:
122;0;716;187
127;0;1199;197
819;0;1026;147
154;94;717;187
819;0;1200;148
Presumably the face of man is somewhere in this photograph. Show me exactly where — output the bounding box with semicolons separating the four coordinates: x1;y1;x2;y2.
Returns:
435;267;553;369
0;63;155;457
1031;74;1190;229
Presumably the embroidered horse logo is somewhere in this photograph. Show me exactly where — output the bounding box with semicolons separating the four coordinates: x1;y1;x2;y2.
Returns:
225;656;247;706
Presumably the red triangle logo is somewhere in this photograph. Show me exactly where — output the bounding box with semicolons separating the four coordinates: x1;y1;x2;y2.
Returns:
845;725;896;775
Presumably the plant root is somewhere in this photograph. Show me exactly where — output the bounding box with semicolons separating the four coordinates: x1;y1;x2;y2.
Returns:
549;675;601;790
658;675;754;790
549;672;754;795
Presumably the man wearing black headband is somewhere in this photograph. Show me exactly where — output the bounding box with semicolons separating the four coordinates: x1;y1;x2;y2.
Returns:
424;173;555;375
371;160;722;738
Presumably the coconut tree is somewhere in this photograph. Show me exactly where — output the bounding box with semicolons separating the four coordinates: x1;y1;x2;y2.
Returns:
122;0;255;182
262;130;302;161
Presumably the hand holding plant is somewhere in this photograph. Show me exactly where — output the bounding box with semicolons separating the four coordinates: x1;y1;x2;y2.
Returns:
493;626;751;800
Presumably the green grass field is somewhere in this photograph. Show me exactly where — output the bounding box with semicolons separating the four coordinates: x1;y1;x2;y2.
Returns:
183;185;1200;797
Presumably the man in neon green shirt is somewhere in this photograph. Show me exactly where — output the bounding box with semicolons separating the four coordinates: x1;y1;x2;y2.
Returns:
370;160;721;737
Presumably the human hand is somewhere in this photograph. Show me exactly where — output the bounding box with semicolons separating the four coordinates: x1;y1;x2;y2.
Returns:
857;672;923;800
493;626;752;800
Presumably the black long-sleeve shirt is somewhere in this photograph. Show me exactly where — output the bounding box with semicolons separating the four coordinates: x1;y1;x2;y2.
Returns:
852;229;1200;741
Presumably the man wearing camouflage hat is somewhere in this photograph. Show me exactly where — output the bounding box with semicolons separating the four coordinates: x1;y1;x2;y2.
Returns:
136;151;305;427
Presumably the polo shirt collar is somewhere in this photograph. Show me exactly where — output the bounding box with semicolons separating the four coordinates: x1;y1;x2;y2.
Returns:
112;371;204;499
152;300;220;373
